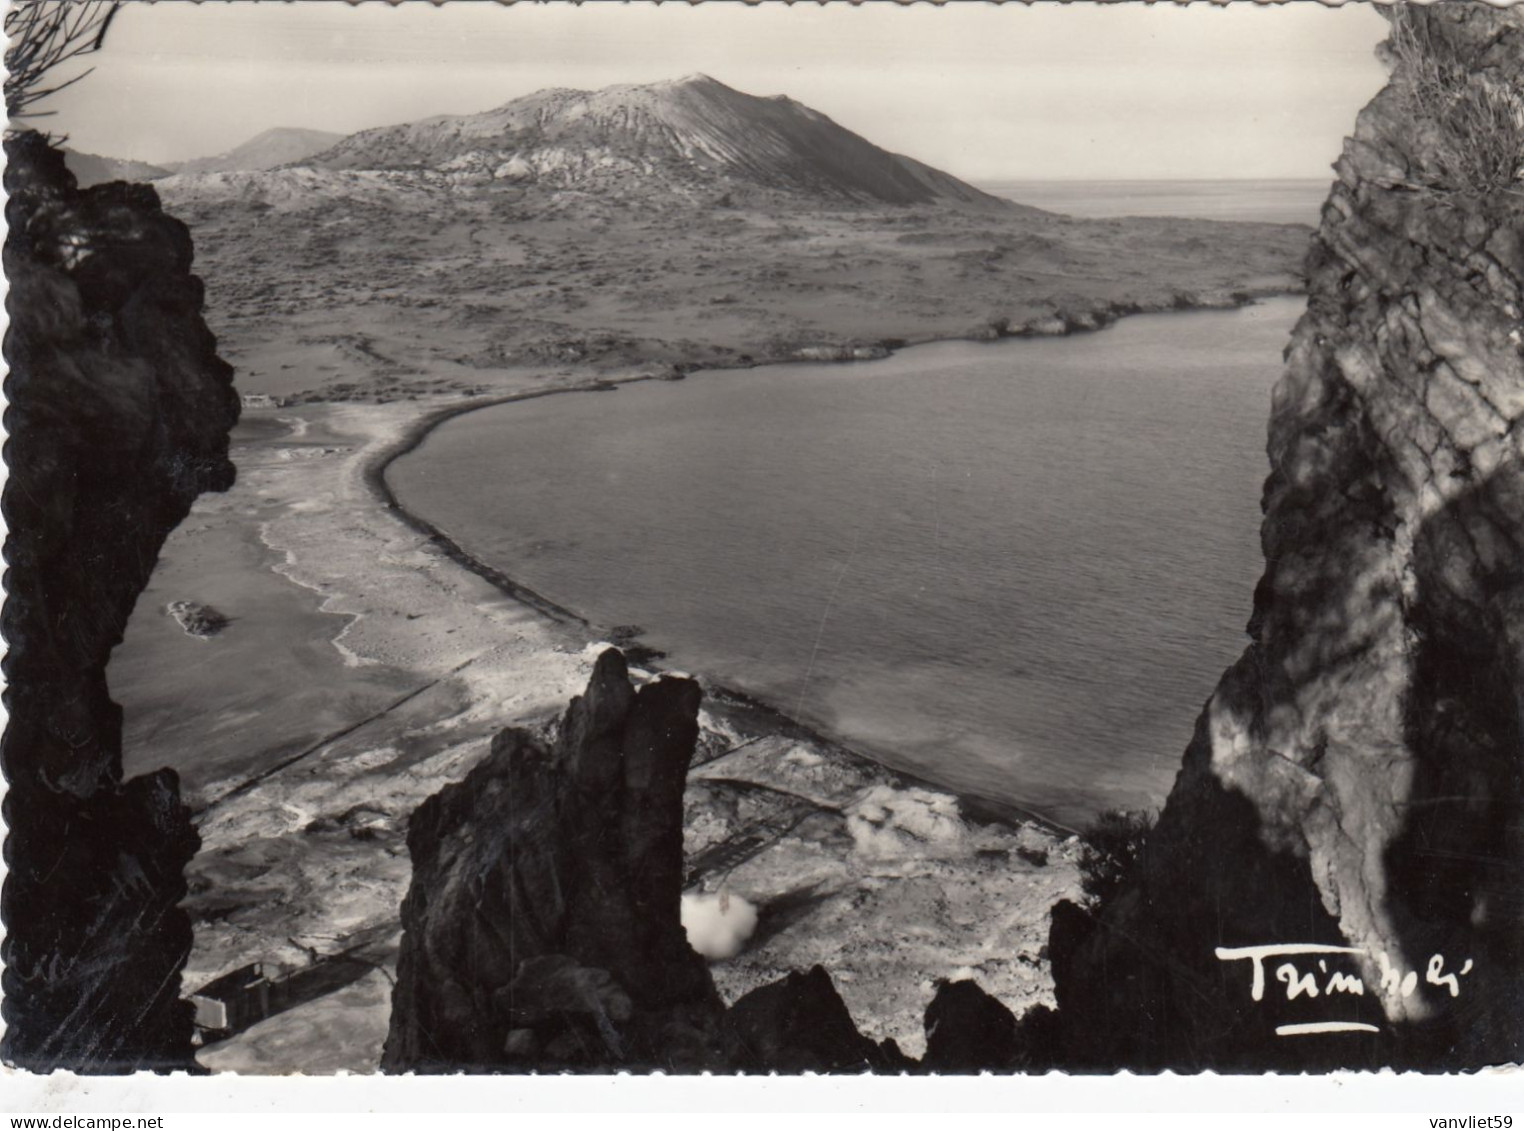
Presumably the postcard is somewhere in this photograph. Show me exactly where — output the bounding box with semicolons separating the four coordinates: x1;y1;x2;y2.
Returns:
2;0;1519;1102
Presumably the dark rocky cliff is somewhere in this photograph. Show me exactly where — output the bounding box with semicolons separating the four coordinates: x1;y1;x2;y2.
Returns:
382;649;726;1071
2;132;239;1070
1047;4;1524;1071
383;648;948;1073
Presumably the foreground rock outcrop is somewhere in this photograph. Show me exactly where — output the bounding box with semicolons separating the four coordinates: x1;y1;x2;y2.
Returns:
1047;4;1524;1071
383;649;727;1071
2;133;239;1070
723;965;911;1073
384;648;1039;1072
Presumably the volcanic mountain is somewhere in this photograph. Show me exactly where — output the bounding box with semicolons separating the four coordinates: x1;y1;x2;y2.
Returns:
62;148;171;187
302;74;1005;208
173;127;347;174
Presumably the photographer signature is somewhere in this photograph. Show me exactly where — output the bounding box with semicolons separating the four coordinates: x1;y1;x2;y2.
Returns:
1214;943;1474;1036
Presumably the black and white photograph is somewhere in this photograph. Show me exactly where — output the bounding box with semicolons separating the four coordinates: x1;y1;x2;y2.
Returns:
1;0;1521;1091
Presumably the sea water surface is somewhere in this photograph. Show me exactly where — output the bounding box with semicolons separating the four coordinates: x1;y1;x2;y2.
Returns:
979;179;1330;226
390;297;1304;828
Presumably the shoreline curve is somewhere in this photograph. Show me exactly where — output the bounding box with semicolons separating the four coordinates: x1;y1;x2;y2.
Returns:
366;292;1303;839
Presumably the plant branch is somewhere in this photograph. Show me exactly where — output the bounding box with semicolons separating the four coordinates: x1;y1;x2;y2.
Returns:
4;1;122;121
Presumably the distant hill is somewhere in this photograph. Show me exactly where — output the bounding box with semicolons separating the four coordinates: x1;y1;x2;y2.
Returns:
63;148;171;187
302;74;1005;209
172;127;346;175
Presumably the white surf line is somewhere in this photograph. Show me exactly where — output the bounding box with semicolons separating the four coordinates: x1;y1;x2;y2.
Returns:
1275;1022;1381;1037
256;517;379;668
275;414;310;440
328;610;379;669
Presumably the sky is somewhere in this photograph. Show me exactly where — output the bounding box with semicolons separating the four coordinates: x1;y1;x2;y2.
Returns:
42;1;1392;181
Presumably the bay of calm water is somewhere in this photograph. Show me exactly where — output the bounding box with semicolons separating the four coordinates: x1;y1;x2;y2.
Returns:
979;179;1330;226
390;297;1305;828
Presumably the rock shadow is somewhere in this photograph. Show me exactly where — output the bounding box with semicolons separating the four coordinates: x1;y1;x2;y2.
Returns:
1382;471;1524;1068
